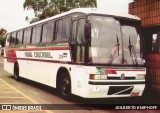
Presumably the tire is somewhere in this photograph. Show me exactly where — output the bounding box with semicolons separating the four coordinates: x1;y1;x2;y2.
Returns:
59;72;71;100
14;63;20;81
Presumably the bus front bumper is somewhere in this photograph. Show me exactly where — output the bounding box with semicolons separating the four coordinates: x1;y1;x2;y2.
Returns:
83;81;145;98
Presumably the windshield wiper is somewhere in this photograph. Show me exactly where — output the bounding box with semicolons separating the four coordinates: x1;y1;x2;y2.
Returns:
128;36;138;65
117;35;120;56
108;35;120;64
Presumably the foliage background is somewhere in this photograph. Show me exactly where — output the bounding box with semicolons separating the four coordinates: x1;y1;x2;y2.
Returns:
0;28;7;47
24;0;97;23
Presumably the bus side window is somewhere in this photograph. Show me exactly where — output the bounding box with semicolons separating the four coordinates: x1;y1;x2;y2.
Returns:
23;28;31;45
11;32;17;45
62;17;71;40
16;30;23;45
32;25;42;44
42;21;54;43
32;27;37;44
76;19;85;62
42;24;48;43
71;20;78;62
72;21;78;41
77;19;85;45
23;30;27;44
36;25;42;44
47;21;54;43
6;34;11;46
55;19;62;41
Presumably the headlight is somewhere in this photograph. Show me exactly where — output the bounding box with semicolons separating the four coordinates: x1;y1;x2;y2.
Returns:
89;74;108;80
136;74;145;80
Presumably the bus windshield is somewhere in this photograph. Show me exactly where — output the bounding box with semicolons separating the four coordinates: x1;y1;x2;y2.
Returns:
88;15;144;65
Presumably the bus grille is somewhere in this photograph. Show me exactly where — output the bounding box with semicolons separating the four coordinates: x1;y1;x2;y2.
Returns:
107;77;135;80
108;86;133;95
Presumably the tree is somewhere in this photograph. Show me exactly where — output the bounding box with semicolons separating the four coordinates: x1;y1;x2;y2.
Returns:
24;0;97;23
23;0;48;17
0;28;7;36
0;28;7;47
0;36;5;47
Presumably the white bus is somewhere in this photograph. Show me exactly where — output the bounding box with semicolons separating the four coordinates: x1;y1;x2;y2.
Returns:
4;8;146;99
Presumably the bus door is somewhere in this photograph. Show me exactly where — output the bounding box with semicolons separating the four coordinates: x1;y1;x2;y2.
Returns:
71;18;87;94
71;18;86;63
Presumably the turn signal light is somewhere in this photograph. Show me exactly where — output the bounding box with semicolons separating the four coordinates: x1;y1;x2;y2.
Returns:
89;74;108;80
136;74;145;80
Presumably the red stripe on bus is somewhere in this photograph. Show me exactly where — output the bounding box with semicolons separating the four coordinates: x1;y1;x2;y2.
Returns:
6;50;17;63
105;70;117;74
16;46;69;51
105;70;145;74
117;70;145;72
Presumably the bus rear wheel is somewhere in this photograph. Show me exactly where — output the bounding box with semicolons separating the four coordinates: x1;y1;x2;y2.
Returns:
14;63;20;81
59;72;71;100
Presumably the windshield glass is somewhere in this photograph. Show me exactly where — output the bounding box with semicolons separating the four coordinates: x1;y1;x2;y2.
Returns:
88;15;144;65
88;16;122;64
122;25;143;65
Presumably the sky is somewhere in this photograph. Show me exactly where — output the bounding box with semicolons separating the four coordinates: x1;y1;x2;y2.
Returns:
0;0;133;32
0;0;34;32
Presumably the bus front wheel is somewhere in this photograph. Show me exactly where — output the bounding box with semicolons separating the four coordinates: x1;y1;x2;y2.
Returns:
59;72;71;100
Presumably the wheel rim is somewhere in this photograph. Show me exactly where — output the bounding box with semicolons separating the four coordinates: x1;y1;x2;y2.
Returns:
61;76;70;96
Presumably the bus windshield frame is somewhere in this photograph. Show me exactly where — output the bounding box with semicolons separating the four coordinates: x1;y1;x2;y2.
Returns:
87;14;144;66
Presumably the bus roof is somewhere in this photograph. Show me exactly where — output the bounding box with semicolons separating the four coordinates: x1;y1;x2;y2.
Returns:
8;8;140;33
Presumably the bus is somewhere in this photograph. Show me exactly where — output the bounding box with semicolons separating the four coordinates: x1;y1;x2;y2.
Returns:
4;8;146;99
